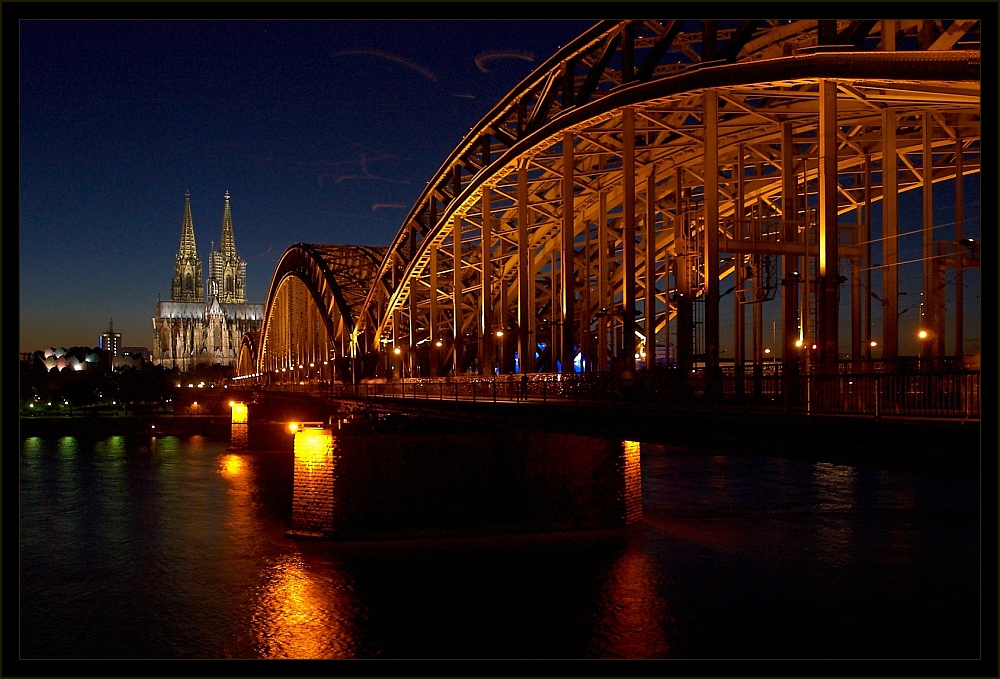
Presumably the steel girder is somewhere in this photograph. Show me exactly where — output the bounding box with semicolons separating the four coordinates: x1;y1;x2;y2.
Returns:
349;20;983;376
236;331;258;377
256;244;387;379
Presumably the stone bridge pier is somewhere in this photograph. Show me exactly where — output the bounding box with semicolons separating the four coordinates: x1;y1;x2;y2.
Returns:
284;415;642;540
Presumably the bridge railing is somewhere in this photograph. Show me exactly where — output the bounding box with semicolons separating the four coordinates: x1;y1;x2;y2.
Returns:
259;369;980;421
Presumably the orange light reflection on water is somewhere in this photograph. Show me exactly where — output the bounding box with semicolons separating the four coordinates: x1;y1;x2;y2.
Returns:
220;453;244;477
593;547;673;658
250;553;356;659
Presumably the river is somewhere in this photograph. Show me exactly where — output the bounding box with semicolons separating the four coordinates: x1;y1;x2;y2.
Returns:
18;428;981;665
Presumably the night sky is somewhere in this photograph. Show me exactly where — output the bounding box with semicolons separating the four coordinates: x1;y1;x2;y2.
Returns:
19;16;982;357
19;17;597;353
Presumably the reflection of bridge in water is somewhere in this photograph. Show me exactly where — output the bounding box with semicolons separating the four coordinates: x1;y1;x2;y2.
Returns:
223;20;981;540
234;19;980;425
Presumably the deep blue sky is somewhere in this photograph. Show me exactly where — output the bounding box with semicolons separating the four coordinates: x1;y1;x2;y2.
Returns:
19;18;597;353
19;17;982;357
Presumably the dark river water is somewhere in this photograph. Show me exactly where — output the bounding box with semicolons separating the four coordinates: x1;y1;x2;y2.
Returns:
18;428;982;665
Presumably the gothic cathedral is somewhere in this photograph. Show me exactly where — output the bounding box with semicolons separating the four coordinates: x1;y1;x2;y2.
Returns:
152;191;263;371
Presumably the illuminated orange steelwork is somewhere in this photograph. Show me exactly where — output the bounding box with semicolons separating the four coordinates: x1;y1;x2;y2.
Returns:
236;21;980;385
240;244;386;382
261;276;331;382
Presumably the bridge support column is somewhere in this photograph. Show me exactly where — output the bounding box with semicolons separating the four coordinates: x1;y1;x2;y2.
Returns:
621;440;642;525
453;216;464;375
598;190;610;372
517;162;535;373
734;145;746;381
430;244;440;376
409;247;419;377
561;132;576;373
864;154;873;363
644;169;657;370
481;188;494;375
280;412;646;539
583;214;594;371
954;135;964;360
817;79;840;370
851;251;863;366
922;112;940;360
622;108;637;375
230;400;248;450
882;108;899;360
704;90;721;377
675;172;693;374
288;425;338;538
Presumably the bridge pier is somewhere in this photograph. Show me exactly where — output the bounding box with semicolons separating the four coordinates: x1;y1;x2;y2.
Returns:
287;424;338;538
283;415;642;540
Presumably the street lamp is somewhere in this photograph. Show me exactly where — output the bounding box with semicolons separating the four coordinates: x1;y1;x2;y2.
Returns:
495;330;505;374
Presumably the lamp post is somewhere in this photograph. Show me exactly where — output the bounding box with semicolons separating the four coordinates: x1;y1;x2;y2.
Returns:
393;345;403;379
495;329;504;375
917;329;928;368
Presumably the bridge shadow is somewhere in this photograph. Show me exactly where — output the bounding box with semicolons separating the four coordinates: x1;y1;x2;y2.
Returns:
276;412;643;541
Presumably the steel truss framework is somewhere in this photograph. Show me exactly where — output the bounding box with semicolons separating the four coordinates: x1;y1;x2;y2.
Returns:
242;19;981;383
245;244;386;383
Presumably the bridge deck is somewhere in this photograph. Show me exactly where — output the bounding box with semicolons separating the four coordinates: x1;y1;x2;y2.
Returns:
255;372;981;477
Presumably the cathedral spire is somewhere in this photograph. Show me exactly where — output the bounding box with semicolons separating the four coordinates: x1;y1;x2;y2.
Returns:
220;190;237;257
178;190;198;259
208;191;247;304
171;190;204;302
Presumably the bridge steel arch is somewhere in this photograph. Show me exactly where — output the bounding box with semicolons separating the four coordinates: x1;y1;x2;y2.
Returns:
234;331;258;382
358;19;982;379
250;244;387;384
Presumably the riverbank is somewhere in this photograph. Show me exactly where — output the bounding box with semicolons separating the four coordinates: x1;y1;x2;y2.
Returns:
18;414;232;439
19;409;982;479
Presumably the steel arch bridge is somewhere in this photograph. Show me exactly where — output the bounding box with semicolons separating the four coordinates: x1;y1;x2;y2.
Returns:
239;19;981;386
234;243;387;385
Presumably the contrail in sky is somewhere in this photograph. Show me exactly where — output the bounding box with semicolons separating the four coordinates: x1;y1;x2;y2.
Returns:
330;49;438;81
474;50;534;73
372;203;408;212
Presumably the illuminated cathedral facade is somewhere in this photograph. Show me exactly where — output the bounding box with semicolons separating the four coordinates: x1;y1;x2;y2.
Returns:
152;191;263;371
